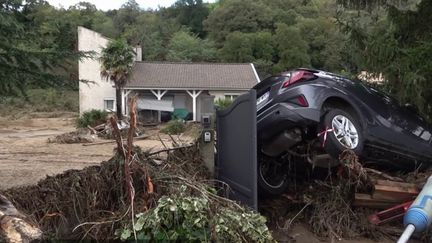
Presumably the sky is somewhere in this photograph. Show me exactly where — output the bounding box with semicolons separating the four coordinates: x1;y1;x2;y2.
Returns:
46;0;216;11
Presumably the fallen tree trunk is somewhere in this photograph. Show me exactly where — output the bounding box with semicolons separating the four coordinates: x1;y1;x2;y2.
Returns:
0;194;42;243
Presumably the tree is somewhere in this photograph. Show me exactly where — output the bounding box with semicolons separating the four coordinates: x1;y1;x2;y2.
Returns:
167;0;210;37
338;0;432;120
274;23;310;72
100;39;135;119
220;31;274;64
113;0;141;34
166;30;216;62
0;1;85;97
203;0;273;45
219;32;254;62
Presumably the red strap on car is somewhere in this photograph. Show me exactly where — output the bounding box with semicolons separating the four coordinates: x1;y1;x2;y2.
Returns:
317;127;334;148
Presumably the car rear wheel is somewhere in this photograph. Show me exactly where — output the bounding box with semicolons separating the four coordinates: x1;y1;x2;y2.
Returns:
320;108;364;158
257;154;289;196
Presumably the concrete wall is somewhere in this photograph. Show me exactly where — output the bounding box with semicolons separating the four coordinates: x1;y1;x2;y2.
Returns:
78;26;114;114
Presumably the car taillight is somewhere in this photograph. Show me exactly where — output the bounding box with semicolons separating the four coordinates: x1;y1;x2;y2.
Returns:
282;70;315;88
289;95;309;107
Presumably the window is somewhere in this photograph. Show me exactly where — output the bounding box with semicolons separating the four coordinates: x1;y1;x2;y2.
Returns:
104;99;115;111
224;94;239;100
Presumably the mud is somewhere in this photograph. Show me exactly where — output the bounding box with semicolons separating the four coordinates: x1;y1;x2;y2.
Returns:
0;117;193;189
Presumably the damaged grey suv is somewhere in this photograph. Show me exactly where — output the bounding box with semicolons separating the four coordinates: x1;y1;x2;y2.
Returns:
254;68;432;195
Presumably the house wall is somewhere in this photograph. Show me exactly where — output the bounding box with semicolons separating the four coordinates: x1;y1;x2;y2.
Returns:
209;90;245;101
78;27;114;114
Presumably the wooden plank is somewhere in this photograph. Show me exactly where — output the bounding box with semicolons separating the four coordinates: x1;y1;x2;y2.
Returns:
374;183;419;193
374;179;419;191
371;180;419;202
353;193;399;209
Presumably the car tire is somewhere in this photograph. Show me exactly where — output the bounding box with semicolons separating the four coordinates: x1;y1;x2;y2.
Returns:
319;108;364;159
257;154;289;196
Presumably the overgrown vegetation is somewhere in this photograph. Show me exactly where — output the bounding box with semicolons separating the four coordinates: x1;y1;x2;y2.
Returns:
75;109;108;128
0;89;78;117
161;119;186;134
2;0;432;121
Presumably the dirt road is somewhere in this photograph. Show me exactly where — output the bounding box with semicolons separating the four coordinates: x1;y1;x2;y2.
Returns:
0;118;112;189
0;117;191;189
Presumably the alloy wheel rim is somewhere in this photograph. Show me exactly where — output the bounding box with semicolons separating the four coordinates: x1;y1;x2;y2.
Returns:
331;115;359;149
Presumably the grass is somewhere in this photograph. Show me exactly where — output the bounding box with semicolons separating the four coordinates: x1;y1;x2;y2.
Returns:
0;88;79;118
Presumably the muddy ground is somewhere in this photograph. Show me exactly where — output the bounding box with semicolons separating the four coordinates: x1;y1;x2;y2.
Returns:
0;116;192;189
0;115;396;242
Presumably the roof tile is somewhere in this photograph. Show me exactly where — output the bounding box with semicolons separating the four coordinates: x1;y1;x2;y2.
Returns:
126;62;258;90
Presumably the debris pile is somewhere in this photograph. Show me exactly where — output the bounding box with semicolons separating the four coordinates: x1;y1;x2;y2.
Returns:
1;98;273;242
261;150;432;242
89;119;145;140
48;128;95;144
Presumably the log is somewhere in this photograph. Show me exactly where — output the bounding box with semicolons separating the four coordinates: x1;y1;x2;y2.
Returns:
82;140;115;146
148;144;194;156
93;123;106;131
0;194;42;242
87;125;97;134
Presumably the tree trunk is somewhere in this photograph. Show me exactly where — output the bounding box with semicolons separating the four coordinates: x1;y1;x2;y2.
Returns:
116;86;122;120
0;194;42;242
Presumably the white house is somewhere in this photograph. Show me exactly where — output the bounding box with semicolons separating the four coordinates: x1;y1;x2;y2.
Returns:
78;26;260;122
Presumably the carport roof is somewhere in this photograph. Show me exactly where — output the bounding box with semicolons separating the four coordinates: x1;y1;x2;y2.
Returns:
125;62;259;90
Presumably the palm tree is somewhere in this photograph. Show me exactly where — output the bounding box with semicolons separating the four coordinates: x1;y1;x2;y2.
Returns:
100;39;135;119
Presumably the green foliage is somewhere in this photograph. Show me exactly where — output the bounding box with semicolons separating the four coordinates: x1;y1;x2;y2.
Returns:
203;0;273;44
161;119;186;135
274;23;311;72
166;0;210;37
7;0;431;120
0;89;78;116
100;38;135;118
215;98;233;110
167;30;216;62
340;0;432;120
118;189;274;242
0;1;87;97
100;39;135;87
76;109;108;128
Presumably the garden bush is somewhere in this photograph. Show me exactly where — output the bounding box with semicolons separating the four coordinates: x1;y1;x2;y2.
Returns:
161;119;186;134
76;109;108;128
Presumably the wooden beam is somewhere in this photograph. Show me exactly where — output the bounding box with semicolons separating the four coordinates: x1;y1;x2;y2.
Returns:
373;183;418;202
